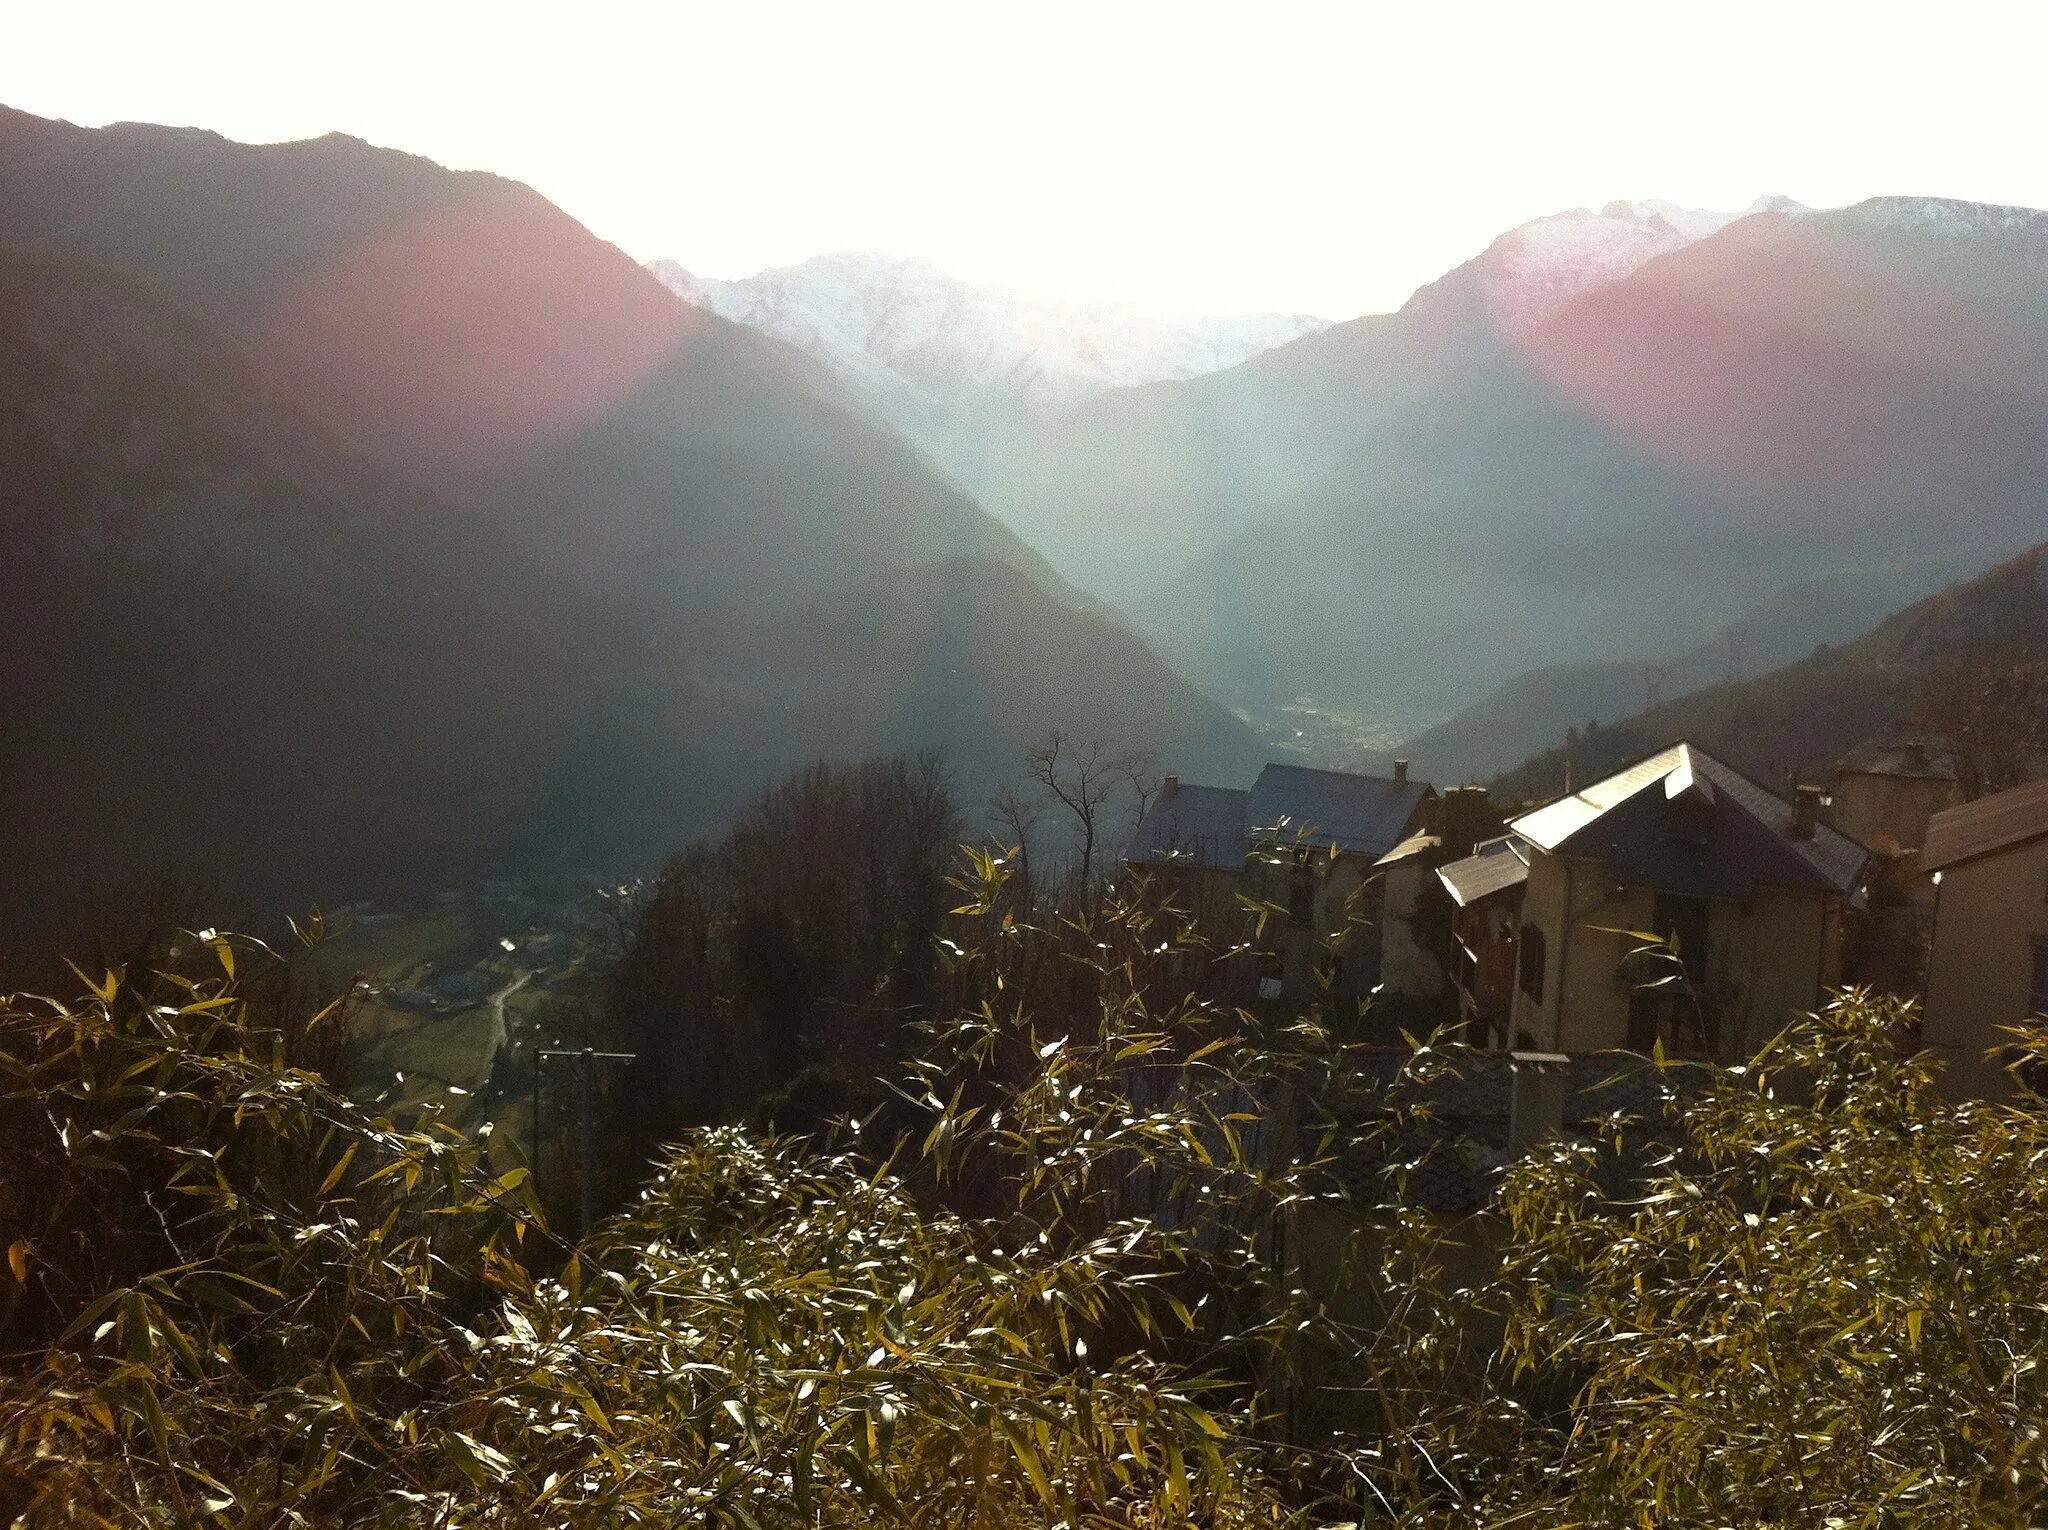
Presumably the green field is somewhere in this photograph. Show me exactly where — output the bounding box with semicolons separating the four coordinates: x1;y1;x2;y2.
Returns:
305;891;603;1160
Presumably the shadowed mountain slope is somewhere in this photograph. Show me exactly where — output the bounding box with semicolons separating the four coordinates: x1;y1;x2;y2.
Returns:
0;109;1259;945
0;246;525;924
533;557;1266;868
1489;543;2048;805
1134;199;2048;724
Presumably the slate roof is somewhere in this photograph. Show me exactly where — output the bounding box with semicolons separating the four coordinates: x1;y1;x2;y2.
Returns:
1510;742;1866;899
1245;763;1433;859
1437;833;1532;907
1834;719;1960;782
1921;776;2048;872
1123;784;1249;870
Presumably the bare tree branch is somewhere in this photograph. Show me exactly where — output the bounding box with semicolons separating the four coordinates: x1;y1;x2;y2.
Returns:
1023;730;1128;888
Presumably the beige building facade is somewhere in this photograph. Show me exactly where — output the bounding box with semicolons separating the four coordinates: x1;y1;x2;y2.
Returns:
1828;720;1965;854
1920;778;2048;1100
1506;744;1866;1061
1509;855;1849;1059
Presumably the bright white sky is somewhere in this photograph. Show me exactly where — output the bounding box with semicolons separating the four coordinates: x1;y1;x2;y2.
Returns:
6;0;2046;319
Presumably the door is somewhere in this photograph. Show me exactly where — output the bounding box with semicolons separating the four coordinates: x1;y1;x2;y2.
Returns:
1626;893;1712;1054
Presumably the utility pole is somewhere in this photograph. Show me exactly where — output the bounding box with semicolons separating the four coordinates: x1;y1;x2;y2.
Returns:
1724;624;1748;685
1642;662;1669;713
534;1046;636;1240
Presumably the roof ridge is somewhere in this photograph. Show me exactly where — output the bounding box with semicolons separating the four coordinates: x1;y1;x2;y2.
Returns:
1256;760;1413;784
1509;739;1866;894
1688;747;1864;859
1922;775;2048;871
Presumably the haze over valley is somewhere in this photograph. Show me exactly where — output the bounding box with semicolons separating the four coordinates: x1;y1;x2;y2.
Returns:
654;194;2048;762
17;11;2048;1524
4;99;2048;945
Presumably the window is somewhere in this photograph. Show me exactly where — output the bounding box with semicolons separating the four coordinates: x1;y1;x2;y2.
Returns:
1289;867;1316;929
1519;922;1548;1005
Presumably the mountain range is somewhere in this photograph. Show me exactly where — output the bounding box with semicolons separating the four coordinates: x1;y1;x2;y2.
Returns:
668;201;1760;602
648;251;1327;486
674;198;2048;764
12;101;2048;948
0;106;1262;947
1120;195;2048;734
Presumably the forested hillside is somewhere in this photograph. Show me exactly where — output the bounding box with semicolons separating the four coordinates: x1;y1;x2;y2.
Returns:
1391;544;2000;783
1491;541;2048;803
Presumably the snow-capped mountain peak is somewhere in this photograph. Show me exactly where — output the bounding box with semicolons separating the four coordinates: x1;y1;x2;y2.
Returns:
1474;197;1791;334
646;251;1330;416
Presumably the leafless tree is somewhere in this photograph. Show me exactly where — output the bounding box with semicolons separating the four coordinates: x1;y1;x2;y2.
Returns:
1920;655;2048;799
989;781;1045;894
1111;748;1161;839
1024;731;1143;888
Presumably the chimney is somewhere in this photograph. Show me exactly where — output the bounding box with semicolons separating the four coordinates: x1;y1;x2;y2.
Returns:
1162;774;1179;797
1792;784;1822;839
1394;759;1409;786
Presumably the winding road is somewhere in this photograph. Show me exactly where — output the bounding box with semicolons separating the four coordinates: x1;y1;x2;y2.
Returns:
473;969;532;1093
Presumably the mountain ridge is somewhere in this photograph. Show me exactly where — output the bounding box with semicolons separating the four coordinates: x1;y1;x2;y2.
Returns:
1380;544;2016;785
0;107;1262;946
1129;195;2048;734
958;198;1759;600
1489;542;2048;806
645;250;1330;499
649;250;1329;407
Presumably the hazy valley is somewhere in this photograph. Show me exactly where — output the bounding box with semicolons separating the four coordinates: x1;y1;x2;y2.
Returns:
8;100;2048;946
667;197;2048;766
11;33;2048;1524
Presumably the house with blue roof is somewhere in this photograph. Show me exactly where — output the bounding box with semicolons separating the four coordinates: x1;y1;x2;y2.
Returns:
1124;760;1439;1002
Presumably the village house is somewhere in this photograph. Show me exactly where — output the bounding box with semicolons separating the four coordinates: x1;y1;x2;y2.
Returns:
1243;761;1437;999
1124;760;1437;1002
1271;746;1875;1372
1126;744;1876;1068
1827;719;1966;854
1119;774;1248;928
1919;776;2048;1100
1503;742;1866;1060
1436;832;1533;1048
